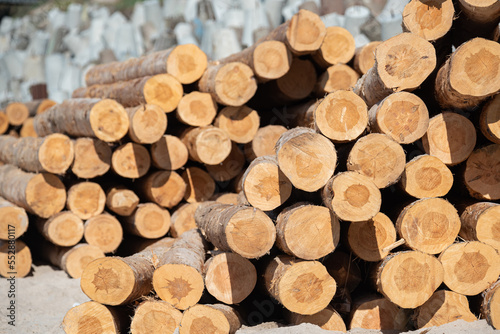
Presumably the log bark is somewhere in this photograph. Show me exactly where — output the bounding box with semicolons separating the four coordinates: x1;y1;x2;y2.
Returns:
150;135;189;171
0;164;66;218
214;105;260;144
264;255;336;315
349;296;409;330
482;279;500;330
195;201;276;258
312;26;355;68
122;203;171;239
205;142;245;182
243;125;287;161
241;155;292;211
111;142;151;179
182;167;216;203
452;0;500;47
314;64;360;97
402;0;454;42
24;99;57;115
179;304;242;334
44;242;105;279
180;126;232;165
460;202;500;251
67;182;106;220
62;301;129;334
85;44;208;85
464;144;500;200
35;211;84;247
0;239;32;278
33;98;130;142
0;196;28;240
480;94;500;144
439;241;500;296
71;137;112;179
276;127;337;192
170;202;201;238
130;300;183;334
354;41;382;75
127;104;167;144
286;305;346;332
83;213;123;253
176;91;217;127
139;170;186;209
105;186;139;217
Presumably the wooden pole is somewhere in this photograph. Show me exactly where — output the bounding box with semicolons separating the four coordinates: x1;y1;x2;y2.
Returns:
139;170;186;209
71;137;112;179
35;211;84;247
111;142;151;179
460;202;500;251
180;126;232;165
130;300;183;334
179;304;242;334
182;167;216;203
150;135;189;171
83;213;123;253
176;91;217;127
464;144;500;200
0;196;28;240
126;104;167;144
122;203;171;239
214;105;260;144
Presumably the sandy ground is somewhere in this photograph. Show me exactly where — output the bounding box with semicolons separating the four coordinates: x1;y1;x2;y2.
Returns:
0;264;497;334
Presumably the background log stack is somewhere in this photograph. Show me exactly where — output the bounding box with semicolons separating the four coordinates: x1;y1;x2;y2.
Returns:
0;1;499;333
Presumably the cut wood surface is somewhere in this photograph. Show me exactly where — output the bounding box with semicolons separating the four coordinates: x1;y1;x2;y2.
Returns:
368;91;429;144
347;212;397;262
83;213;123;253
204;252;257;304
140;170;186;209
205;142;245;182
111;142;151;179
0;164;66;218
264;255;336;315
414;290;476;329
35;211;84;247
152;230;207;310
33;98;130;142
20;118;38;138
212;193;239;205
276;203;340;260
44;242;105;279
0;134;74;174
464;144;500;200
435;38;500;109
106;186;139;217
399;154;454;198
322;171;381;222
353;33;436;107
460;202;500;251
86;44;207;85
396;198;461;254
349;296;409;331
127;104;167;144
312;26;355;68
402;0;455;41
71;137;112;179
276;127;337;192
241;155;292;211
439;241;500;296
0;196;28;240
195;201;276;258
176;91;217;127
376;250;444;308
62;301;128;334
66;182;106;220
244;125;287;161
5;102;30;126
0;112;8;135
169;202;200;238
180;126;232;165
150;135;188;171
314;64;360;97
0;239;32;278
214;105;260;144
182;167;216;203
480;94;500;144
179;304;242;334
122;203;170;239
287;305;346;332
198;61;257;107
24;99;57;115
421;112;476;166
354;41;382;75
482;279;500;330
130;300;183;334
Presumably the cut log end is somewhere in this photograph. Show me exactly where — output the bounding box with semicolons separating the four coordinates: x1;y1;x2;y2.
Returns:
71;137;111;179
176;91;217;127
111;143;151;179
182;126;232;165
150;135;188;171
0;240;32;278
313;26;355;67
214;62;258;107
143;74;184;113
62;301;124;334
37;133;75;174
26;173;66;218
67;182;106;220
128;104;168;144
166;43;208;84
130;300;183;334
20;118;38;138
206;142;245;182
0;201;28;240
349;297;409;331
354;41;382;75
402;0;455;41
480;95;500;144
464;144;500;200
315;64;360;96
287;305;346;332
286;9;326;55
62;244;106;279
179;304;241;334
214;105;260;144
170;202;200;238
276;58;317;101
0;112;8;135
143;171;186;209
84;214;123;253
182;167;216;203
6;102;29;126
127;203;171;239
244;125;287;161
89;99;130;142
106;187;139;217
39;211;84;247
460;202;500;251
253;40;292;81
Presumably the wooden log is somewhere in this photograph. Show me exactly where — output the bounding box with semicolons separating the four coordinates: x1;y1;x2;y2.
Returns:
314;64;360;97
170;202;200;238
396;198;461;255
198;61;257;107
152;230;207;309
244;125;287;161
480;94;500;144
195;202;276;258
276;203;340;260
205;143;245;182
20;118;37;138
435;38;500;110
439;241;500;296
214;105;260;144
36;211;84;247
399;154;454;198
286;305;346;332
0;112;8;135
0;239;32;278
81;237;174;305
0;196;28;240
0;134;74;174
130;300;183;334
414;290;476;329
67;182;106;220
179;304;242;334
106;186;139;217
482;279;500;330
5;102;29;126
368;92;429;144
347;212;397;262
44;242;105;279
182;167;216;203
264;255;336;315
241;155;292;211
460;202;500;251
0;164;66;218
353;41;382;75
353;33;436;107
402;0;454;42
150;135;188;171
33;98;130;142
276;127;336;192
176;91;217;127
375;250;444;308
83;213;123;253
212;193;239;205
324;251;362;293
204;252;257;304
111;142;151;179
24;99;57;115
73;74;184;113
140;170;186;209
312;26;355;68
62;301;129;334
71;137;112;179
322;171;381;222
349;296;409;330
180;126;232;165
85;44;208;85
452;0;500;47
126;104;167;144
122;203;171;239
464;144;500;200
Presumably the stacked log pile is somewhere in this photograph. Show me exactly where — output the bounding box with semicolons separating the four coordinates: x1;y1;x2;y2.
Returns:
0;2;499;333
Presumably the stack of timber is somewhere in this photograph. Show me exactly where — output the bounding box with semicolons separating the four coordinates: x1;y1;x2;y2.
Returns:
0;4;499;334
